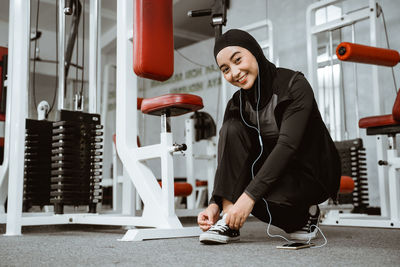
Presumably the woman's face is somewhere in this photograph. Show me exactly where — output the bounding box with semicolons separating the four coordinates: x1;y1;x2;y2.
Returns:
216;46;258;90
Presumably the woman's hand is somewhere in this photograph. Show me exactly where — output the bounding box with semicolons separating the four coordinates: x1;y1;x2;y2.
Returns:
197;203;220;231
226;193;255;230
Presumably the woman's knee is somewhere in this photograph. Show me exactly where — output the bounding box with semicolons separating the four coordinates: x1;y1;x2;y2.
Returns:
220;119;247;139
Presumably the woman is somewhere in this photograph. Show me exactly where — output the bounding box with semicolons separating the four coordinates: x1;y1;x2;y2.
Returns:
197;29;341;244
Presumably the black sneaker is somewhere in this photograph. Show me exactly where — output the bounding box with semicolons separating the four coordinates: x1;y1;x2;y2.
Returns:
199;215;240;244
289;205;320;241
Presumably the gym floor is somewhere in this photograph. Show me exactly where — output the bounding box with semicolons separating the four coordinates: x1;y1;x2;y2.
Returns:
1;217;399;266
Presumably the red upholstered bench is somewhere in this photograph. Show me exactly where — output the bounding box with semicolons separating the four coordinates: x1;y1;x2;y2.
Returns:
141;93;204;197
141;93;203;116
359;88;400;135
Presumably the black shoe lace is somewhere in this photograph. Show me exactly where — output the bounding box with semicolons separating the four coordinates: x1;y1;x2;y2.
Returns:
209;222;229;232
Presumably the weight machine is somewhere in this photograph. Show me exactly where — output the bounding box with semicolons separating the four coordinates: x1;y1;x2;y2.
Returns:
306;0;399;228
2;0;204;241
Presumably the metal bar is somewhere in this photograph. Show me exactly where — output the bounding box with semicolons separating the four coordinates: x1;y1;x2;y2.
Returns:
89;0;100;113
369;0;389;218
5;0;30;236
185;119;195;209
311;8;370;35
161;113;171;133
329;31;337;140
58;0;66;110
352;23;360;138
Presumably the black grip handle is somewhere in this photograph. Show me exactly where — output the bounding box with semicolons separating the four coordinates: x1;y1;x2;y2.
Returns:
64;0;73;15
187;9;212;17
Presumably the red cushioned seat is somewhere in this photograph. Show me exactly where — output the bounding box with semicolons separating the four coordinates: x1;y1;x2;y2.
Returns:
158;181;193;197
137;98;143;110
196;180;208;187
359;114;400;128
359;87;400;135
141;94;203;116
339;176;355;194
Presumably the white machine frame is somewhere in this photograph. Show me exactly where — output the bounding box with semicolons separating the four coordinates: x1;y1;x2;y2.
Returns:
110;116;215;216
306;0;399;228
1;0;202;241
185;118;216;209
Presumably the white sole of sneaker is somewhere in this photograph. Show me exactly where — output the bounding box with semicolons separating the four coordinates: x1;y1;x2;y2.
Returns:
199;233;240;244
289;230;318;241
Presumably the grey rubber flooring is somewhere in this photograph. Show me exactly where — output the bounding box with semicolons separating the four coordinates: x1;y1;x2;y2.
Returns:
1;217;399;267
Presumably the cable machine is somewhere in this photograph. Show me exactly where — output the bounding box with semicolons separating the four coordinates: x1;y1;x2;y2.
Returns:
307;0;399;228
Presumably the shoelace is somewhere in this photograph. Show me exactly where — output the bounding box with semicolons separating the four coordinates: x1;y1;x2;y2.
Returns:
209;221;229;232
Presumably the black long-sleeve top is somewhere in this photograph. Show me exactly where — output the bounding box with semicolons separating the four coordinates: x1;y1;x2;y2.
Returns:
212;68;341;208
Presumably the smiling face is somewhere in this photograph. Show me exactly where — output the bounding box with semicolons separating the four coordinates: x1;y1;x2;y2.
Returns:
216;46;259;90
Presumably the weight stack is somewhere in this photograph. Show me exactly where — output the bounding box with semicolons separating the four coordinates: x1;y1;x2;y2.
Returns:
23;119;53;211
334;138;369;212
51;110;103;214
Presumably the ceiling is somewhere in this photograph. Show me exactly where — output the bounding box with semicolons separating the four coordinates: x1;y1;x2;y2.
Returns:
0;0;217;50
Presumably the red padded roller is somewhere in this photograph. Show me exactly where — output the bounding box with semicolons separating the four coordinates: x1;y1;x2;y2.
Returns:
134;0;174;81
141;94;203;116
339;176;355;194
336;42;400;67
158;181;193;197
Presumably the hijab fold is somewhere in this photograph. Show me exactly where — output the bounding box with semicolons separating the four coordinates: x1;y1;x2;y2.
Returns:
214;29;277;110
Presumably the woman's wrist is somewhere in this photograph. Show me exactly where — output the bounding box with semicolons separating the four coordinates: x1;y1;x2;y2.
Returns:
208;203;220;212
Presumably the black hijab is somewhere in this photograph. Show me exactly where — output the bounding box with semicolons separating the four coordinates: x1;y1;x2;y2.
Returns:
214;29;277;110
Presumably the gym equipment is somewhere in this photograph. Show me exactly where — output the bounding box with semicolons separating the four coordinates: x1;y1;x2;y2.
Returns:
185;112;217;208
0;46;7;166
324;32;400;227
358;88;400;224
336;42;400;67
3;0;213;241
140;93;203;201
334;139;370;212
114;0;205;241
306;0;399;228
50;110;103;214
3;0;108;235
23;119;52;211
187;0;229;39
133;0;173;81
0;46;7;216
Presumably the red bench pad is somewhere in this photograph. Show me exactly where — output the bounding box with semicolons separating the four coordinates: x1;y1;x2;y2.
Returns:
359;114;400;128
141;94;203;116
158;181;193;197
137;98;143;110
196;180;208;187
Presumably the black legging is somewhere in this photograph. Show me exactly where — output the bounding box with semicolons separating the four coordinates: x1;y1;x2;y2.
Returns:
211;118;311;233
